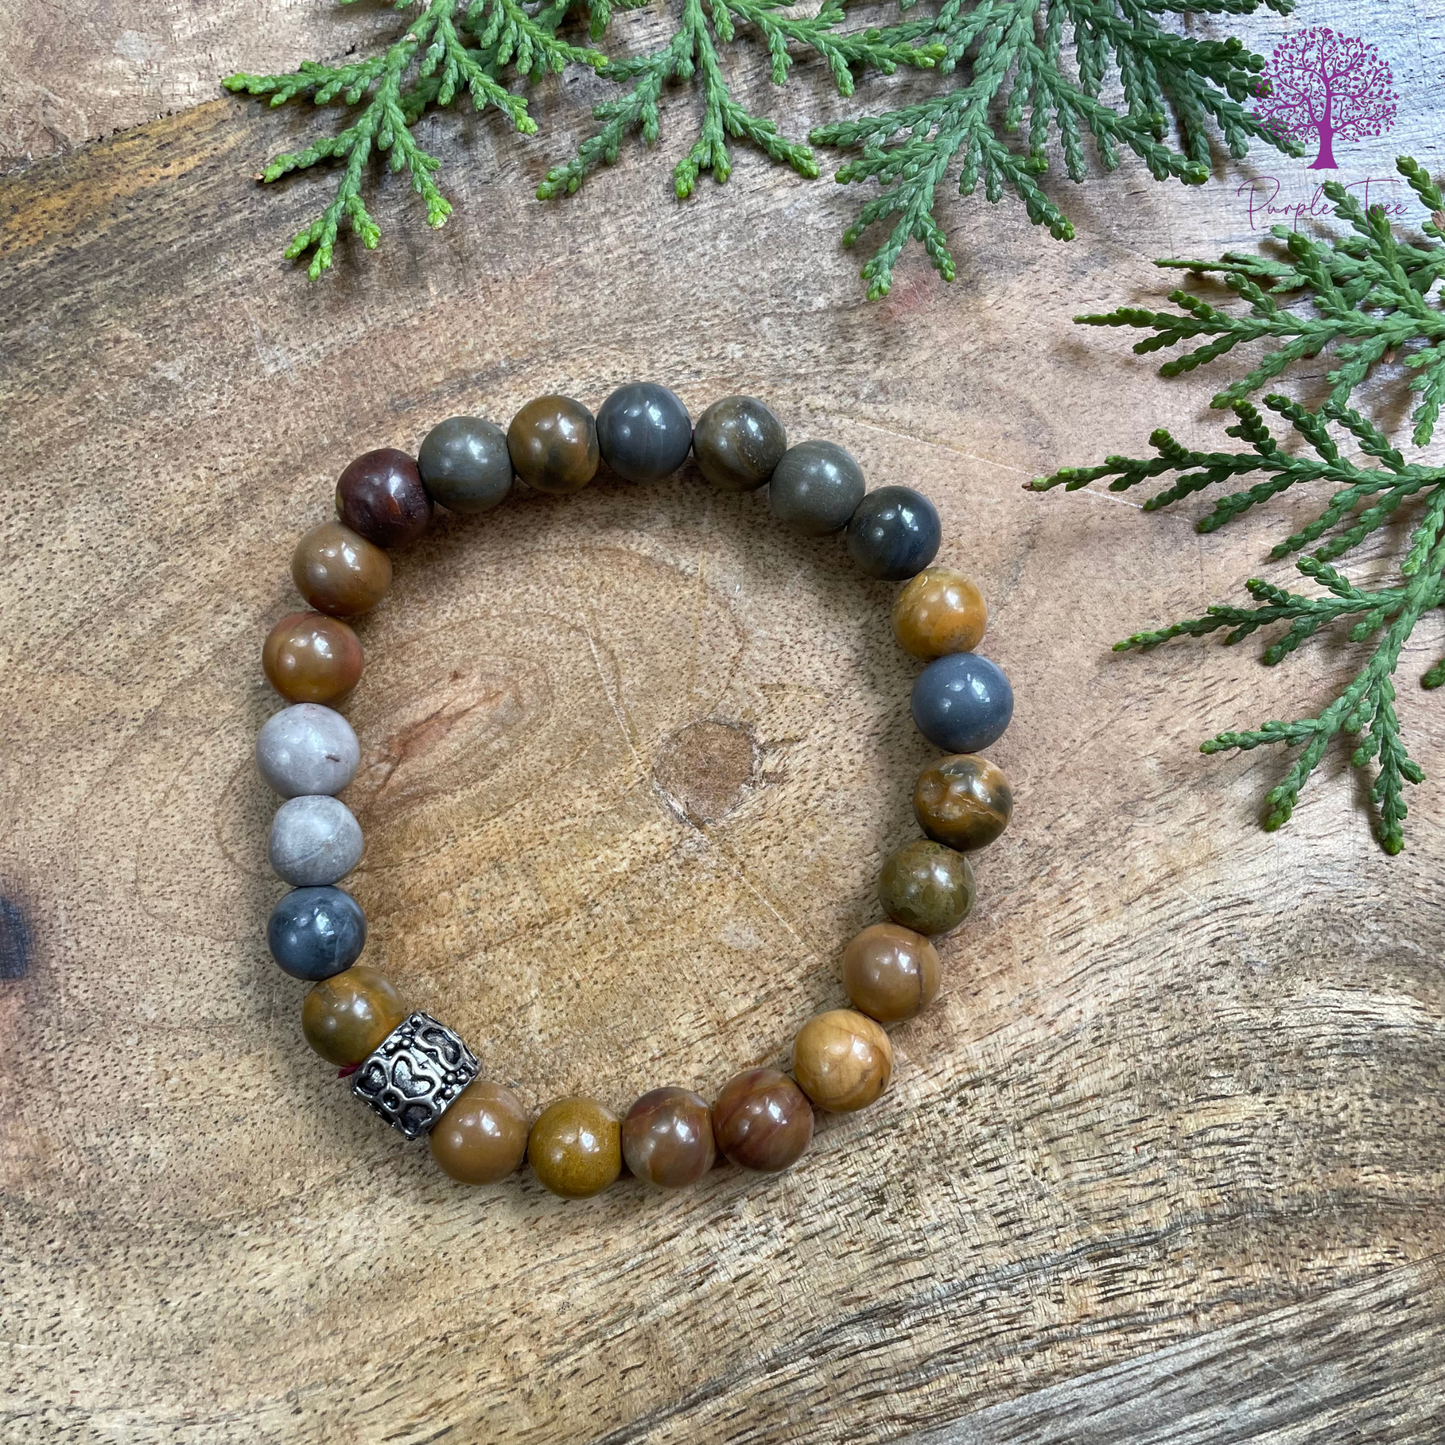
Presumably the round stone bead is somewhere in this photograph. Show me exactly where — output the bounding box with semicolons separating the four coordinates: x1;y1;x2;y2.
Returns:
841;922;941;1024
417;416;514;515
507;395;599;495
430;1080;531;1185
768;441;866;536
693;396;787;493
291;521;393;618
914;753;1013;852
262;611;364;705
622;1087;716;1189
301;964;405;1066
528;1096;621;1198
255;703;360;798
878;839;975;936
911;652;1015;753
596;383;693;483
846;486;942;581
267;885;366;981
711;1068;814;1172
792;1009;893;1113
892;567;987;660
268;794;364;887
335;448;431;549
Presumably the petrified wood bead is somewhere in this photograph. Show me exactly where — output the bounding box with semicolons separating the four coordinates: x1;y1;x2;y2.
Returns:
417;416;513;514
268;794;364;887
528;1096;621;1198
301;964;405;1067
506;395;599;495
692;395;787;492
711;1068;814;1173
262;611;364;705
335;447;431;549
596;382;693;483
891;567;987;660
914;753;1013;852
622;1087;716;1189
291;521;393;618
878;839;975;936
429;1080;531;1185
846;485;941;581
768;440;865;536
791;1009;893;1113
911;652;1014;754
255;703;360;799
841;922;941;1024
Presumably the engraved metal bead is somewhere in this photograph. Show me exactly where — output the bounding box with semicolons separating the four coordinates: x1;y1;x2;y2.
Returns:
351;1011;480;1140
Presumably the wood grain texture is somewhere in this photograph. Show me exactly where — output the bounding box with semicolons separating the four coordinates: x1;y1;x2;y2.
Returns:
1;5;1444;1442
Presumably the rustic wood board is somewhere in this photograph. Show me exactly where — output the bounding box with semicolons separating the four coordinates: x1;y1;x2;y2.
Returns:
1;4;1444;1442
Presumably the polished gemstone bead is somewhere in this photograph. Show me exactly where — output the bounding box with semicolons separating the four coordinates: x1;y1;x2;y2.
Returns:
291;521;393;618
768;440;866;536
262;611;364;705
417;416;514;514
507;395;599;495
430;1080;531;1185
596;383;693;483
255;703;360;798
792;1009;893;1112
301;964;405;1066
878;839;975;936
267;885;366;981
622;1087;716;1189
528;1096;621;1198
692;395;787;492
891;567;987;660
841;922;941;1023
846;486;941;581
335;448;431;549
914;753;1013;852
268;794;364;887
711;1068;813;1172
911;652;1014;753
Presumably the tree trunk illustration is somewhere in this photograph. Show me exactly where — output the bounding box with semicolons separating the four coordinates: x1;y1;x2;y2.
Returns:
1311;123;1338;168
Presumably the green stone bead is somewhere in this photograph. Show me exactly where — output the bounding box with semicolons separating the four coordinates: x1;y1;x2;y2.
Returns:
877;839;975;936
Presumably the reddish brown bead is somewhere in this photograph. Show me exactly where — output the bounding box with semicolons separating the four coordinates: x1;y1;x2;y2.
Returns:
291;521;393;618
262;610;364;705
429;1081;530;1185
622;1087;716;1189
300;965;405;1067
841;922;941;1023
711;1067;814;1173
335;448;431;549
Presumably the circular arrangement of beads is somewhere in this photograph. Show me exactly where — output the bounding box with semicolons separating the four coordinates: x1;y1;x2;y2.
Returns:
255;385;1015;1197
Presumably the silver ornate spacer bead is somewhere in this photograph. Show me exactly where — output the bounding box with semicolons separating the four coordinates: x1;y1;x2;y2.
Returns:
352;1011;480;1139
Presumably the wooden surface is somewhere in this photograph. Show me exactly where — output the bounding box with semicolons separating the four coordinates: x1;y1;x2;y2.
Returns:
2;4;1444;1442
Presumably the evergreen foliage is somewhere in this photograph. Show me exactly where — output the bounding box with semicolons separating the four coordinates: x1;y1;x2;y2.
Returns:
1032;162;1445;853
226;0;1299;291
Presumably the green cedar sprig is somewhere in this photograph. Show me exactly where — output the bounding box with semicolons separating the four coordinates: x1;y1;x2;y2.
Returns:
1077;157;1445;447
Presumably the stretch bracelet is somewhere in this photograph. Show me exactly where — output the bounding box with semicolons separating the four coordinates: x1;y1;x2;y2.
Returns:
254;385;1015;1198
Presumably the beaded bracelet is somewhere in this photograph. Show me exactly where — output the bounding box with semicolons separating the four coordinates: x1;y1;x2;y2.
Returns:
255;385;1015;1198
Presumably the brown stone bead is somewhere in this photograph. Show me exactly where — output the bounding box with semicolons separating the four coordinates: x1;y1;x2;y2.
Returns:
291;521;393;618
622;1087;716;1189
792;1009;893;1113
507;395;599;495
300;965;405;1067
914;753;1013;852
711;1067;813;1173
335;447;431;549
262;610;364;704
841;922;941;1024
892;567;987;660
429;1080;530;1185
528;1096;621;1198
878;838;975;936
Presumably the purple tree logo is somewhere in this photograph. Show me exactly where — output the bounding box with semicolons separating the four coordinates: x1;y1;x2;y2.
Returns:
1255;27;1397;169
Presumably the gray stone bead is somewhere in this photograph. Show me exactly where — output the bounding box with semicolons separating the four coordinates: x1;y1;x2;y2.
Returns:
417;415;514;514
255;703;360;798
846;485;942;580
693;395;787;492
268;794;364;886
596;383;693;483
267;885;366;980
768;441;865;536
